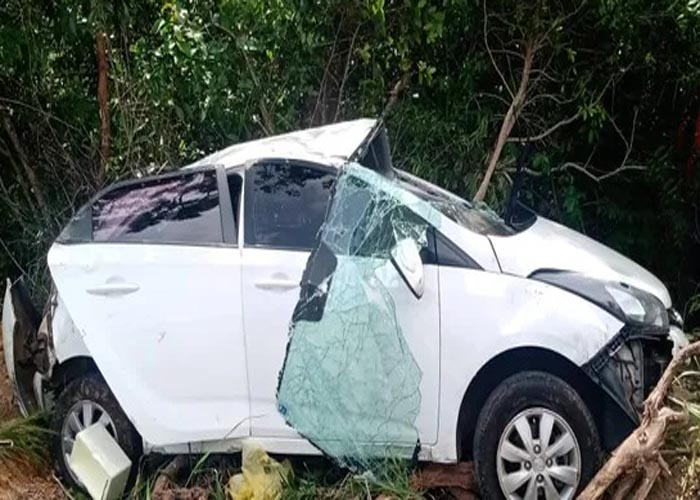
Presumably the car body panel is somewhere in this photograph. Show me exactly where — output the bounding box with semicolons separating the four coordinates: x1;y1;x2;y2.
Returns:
51;294;90;362
432;267;625;461
436;217;501;272
47;243;250;446
240;246;310;440
489;216;672;307
242;246;442;445
187;119;377;170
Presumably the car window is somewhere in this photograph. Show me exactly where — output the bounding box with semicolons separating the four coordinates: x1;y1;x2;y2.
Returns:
92;171;223;244
245;162;335;250
227;173;243;242
396;170;514;236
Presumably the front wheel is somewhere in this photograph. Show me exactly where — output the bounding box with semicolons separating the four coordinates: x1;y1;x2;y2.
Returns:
473;371;601;500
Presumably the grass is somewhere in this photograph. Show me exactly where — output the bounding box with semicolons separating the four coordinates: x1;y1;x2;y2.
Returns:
129;453;240;500
0;411;51;467
125;453;424;500
282;459;423;500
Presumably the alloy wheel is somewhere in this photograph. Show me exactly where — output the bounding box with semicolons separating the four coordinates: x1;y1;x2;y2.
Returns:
61;399;118;485
496;407;581;500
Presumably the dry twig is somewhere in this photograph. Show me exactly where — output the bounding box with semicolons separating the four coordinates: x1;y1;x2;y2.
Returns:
578;341;700;500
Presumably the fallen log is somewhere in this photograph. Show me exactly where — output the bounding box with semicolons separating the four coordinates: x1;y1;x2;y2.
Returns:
578;341;700;500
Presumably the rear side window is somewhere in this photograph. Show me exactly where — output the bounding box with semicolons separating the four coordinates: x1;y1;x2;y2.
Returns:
245;163;335;250
91;171;222;244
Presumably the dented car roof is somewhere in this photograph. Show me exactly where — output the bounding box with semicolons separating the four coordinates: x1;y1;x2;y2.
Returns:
185;118;377;169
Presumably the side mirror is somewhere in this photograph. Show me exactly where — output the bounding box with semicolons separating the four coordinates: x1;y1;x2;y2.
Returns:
390;238;424;299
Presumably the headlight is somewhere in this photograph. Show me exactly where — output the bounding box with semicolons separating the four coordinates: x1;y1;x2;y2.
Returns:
531;271;669;328
604;283;668;327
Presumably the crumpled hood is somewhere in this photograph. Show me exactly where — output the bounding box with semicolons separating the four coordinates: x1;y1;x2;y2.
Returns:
489;216;672;308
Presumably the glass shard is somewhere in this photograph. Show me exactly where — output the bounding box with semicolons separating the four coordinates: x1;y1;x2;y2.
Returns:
276;163;440;470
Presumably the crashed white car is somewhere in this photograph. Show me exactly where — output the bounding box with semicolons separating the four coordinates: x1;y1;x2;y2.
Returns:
2;119;687;499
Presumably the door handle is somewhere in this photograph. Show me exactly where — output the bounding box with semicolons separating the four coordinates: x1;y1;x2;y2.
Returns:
86;282;140;297
255;279;299;291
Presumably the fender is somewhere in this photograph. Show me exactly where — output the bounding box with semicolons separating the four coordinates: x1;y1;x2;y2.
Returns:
430;267;624;462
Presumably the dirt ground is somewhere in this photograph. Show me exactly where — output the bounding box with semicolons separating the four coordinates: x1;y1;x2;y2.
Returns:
0;329;64;500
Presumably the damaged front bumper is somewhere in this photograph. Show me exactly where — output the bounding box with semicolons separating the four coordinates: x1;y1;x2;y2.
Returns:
583;322;677;425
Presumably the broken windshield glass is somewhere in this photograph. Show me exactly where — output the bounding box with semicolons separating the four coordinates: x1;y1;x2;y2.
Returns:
396;170;514;236
276;163;440;470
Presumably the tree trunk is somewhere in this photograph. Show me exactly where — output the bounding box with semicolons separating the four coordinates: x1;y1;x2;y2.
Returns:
474;43;535;202
96;30;110;186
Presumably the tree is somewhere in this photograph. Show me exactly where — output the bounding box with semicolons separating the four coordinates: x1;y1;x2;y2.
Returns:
474;0;643;201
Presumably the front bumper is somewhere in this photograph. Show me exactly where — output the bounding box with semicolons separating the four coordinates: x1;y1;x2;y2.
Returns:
583;323;674;424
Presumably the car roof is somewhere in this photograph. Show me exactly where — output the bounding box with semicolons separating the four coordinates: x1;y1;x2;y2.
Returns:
184;118;377;170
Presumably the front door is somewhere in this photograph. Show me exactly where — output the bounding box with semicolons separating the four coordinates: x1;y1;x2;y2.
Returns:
242;161;440;446
240;161;332;439
49;168;250;447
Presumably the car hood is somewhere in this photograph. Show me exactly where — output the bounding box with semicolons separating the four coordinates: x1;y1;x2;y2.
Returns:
488;216;672;308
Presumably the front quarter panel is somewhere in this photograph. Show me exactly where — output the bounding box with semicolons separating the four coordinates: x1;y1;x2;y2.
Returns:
433;267;624;462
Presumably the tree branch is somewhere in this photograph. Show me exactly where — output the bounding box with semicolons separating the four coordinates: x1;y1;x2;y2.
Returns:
333;23;361;123
214;23;275;135
579;341;700;500
549;109;642;182
96;30;110;185
311;13;343;125
483;1;514;99
0;97;79;131
1;115;50;222
508;112;579;143
474;41;536;201
380;73;411;120
555;161;646;182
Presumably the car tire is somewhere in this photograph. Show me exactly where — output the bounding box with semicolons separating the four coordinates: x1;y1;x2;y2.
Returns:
473;371;602;500
50;374;142;491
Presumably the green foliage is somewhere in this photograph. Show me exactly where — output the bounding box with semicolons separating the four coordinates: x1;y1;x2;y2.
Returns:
0;412;51;467
282;458;421;500
0;0;699;317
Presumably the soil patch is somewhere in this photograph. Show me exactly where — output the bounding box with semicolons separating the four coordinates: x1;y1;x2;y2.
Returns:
0;327;64;499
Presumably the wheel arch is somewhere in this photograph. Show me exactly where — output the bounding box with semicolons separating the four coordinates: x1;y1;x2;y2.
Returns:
49;355;101;390
455;346;634;460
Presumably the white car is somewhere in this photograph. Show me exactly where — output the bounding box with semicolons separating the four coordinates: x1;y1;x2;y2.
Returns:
2;119;686;499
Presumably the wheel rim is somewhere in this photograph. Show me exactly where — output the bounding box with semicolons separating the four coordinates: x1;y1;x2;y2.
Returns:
496;407;581;500
61;400;118;485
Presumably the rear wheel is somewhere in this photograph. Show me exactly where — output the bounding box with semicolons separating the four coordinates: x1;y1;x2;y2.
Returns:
473;371;601;500
50;374;142;490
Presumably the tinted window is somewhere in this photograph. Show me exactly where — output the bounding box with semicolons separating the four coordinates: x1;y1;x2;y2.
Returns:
92;171;222;244
245;163;335;249
227;173;243;236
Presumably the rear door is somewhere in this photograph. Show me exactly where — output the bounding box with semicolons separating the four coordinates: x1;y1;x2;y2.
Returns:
48;167;250;447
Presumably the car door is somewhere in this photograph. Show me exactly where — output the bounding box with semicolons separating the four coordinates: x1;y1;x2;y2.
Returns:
242;161;441;446
48;167;250;447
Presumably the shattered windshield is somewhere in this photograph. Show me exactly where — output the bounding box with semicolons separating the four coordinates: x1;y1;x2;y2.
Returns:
396;170;514;237
276;163;440;470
